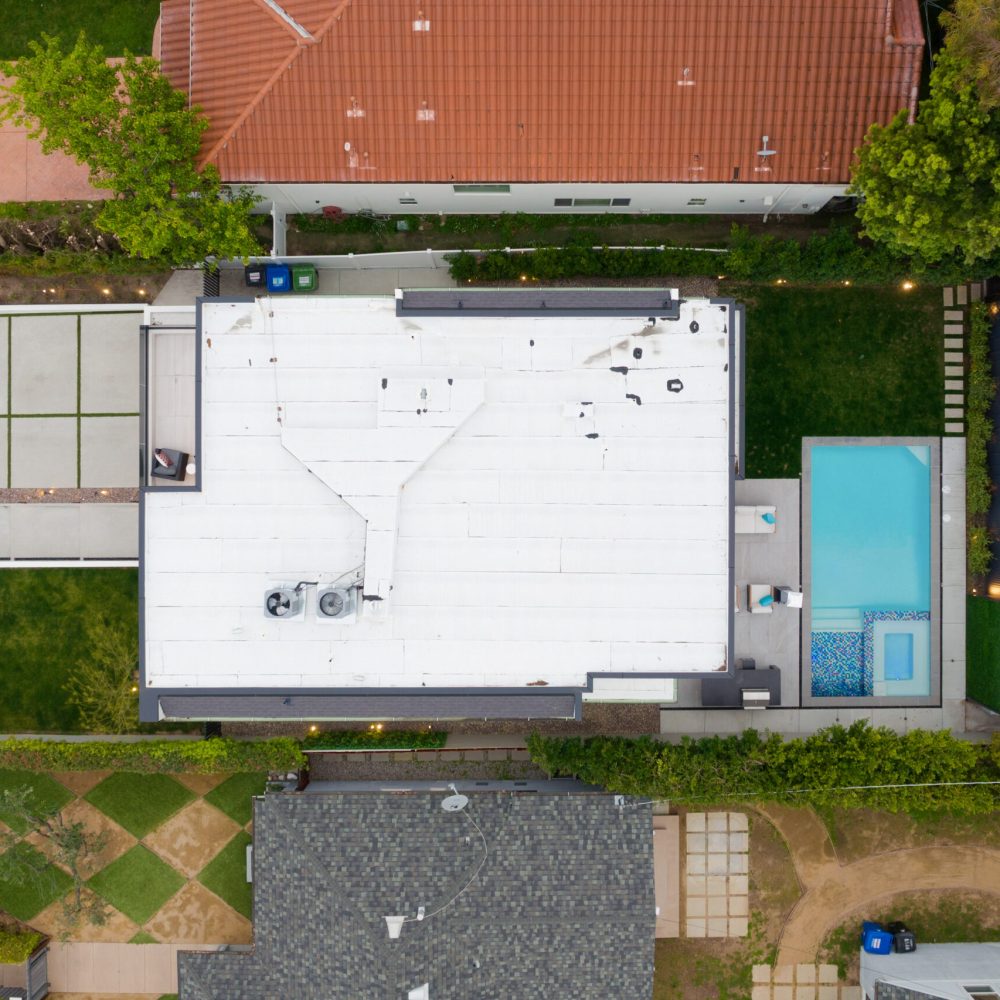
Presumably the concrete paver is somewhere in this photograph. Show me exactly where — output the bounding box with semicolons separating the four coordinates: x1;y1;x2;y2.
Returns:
80;416;140;487
10;419;78;487
80;313;142;412
0;421;7;489
77;504;139;558
11;315;77;414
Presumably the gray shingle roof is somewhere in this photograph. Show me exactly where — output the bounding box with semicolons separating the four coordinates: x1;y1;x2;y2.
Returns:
179;790;654;999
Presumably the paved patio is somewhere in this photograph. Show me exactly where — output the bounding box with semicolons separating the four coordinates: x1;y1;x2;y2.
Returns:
0;503;137;560
0;73;107;202
1;310;143;489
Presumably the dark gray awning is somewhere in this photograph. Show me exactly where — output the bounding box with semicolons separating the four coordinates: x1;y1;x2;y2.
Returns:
158;691;579;720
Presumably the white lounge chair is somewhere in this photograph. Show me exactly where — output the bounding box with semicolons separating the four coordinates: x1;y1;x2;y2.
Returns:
735;505;776;534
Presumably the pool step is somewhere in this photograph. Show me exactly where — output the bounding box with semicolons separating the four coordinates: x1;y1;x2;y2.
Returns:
811;608;863;631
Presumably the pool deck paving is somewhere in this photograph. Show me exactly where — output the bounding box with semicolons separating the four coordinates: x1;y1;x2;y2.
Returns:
661;436;971;737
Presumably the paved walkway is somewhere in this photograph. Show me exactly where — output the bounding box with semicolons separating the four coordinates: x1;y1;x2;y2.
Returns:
761;805;1000;967
46;942;218;994
943;280;985;435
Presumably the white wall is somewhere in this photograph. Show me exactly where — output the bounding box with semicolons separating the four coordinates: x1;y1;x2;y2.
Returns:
242;181;847;217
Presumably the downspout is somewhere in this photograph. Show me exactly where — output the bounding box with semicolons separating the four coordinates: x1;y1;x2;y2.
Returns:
763;185;791;223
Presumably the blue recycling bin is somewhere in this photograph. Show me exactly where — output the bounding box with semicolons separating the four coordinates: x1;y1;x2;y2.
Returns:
266;263;291;293
861;922;893;955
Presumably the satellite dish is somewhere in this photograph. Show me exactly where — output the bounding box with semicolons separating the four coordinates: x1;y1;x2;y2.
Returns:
757;134;777;157
441;793;469;812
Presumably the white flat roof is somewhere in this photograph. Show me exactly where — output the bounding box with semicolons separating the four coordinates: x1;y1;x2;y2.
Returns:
143;294;732;692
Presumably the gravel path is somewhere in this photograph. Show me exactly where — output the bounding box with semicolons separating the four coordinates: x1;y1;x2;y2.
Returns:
764;805;1000;966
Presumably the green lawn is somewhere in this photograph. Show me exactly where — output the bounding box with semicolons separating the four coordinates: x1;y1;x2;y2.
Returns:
204;773;266;827
0;569;138;732
0;0;160;58
84;773;193;838
0;842;72;920
198;831;252;919
129;930;158;944
87;845;184;924
0;770;72;833
743;285;944;477
967;596;1000;713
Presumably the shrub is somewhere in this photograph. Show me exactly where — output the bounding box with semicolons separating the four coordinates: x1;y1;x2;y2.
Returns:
447;225;998;286
528;723;1000;815
966;302;995;577
302;729;446;750
0;737;305;774
0;928;42;964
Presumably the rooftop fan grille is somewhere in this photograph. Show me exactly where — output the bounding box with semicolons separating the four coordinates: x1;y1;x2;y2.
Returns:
319;591;345;617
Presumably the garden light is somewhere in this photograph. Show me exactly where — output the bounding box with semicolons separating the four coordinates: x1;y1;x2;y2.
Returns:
130;685;139;694
101;287;111;295
901;280;915;291
309;724;318;733
775;278;786;285
842;280;851;286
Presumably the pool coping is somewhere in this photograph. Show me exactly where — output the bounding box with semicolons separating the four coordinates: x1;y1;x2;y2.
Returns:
800;436;941;708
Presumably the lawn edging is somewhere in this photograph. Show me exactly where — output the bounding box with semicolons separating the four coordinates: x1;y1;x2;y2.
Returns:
0;737;305;774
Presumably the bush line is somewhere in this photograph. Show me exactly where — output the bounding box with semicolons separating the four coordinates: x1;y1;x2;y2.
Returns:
967;302;995;577
528;723;1000;814
302;729;446;751
0;737;305;774
447;225;994;286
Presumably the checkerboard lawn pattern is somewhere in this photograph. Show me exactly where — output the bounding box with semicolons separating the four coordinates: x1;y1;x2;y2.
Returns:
203;773;267;826
198;831;252;919
0;770;73;833
0;841;73;920
0;770;264;941
88;845;186;925
84;772;194;838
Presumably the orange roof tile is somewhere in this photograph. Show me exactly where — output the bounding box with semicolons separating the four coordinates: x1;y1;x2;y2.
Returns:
159;0;923;185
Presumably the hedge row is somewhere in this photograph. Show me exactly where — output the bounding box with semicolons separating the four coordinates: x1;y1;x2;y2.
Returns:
0;737;306;774
447;225;993;286
966;302;995;576
0;929;42;964
302;729;446;750
528;723;1000;815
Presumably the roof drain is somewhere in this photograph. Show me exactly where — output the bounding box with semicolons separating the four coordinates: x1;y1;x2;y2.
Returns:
258;0;315;40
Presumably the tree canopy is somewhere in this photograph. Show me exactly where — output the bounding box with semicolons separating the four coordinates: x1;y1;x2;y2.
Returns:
942;0;1000;109
0;32;260;265
849;51;1000;265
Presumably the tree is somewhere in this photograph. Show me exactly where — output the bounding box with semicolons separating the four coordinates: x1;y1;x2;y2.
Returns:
942;0;1000;109
0;788;109;933
63;620;139;734
0;33;260;265
849;52;1000;265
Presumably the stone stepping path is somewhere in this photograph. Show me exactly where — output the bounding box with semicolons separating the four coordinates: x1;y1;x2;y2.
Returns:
943;282;985;435
752;963;862;1000
684;811;749;937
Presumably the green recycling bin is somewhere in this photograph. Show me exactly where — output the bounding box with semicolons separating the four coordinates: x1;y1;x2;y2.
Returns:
290;263;317;293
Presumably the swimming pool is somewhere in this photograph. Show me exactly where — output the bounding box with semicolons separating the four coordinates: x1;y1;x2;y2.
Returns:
808;443;933;699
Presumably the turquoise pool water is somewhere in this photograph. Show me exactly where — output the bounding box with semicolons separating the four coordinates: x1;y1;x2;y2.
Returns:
810;444;932;697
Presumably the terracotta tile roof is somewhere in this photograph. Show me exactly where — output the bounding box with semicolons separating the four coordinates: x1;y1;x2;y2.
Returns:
159;0;923;185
